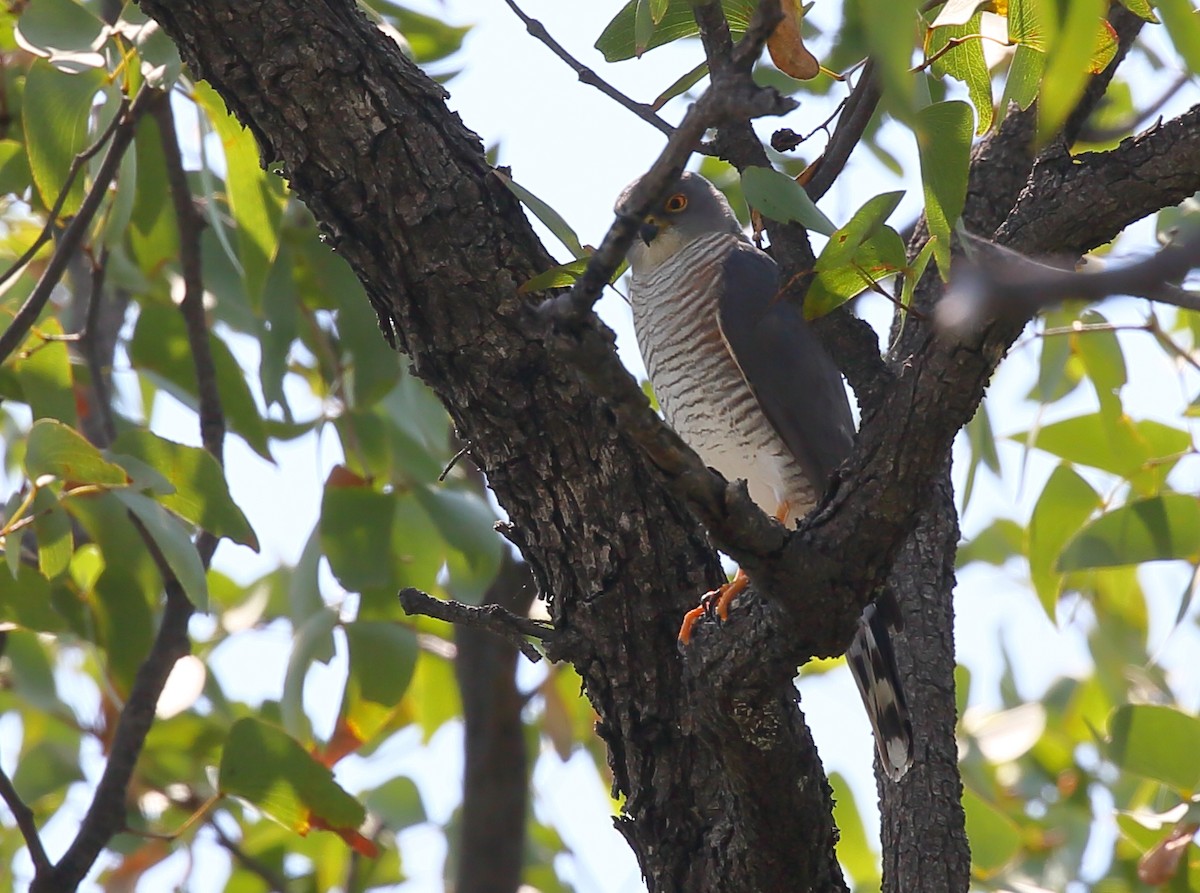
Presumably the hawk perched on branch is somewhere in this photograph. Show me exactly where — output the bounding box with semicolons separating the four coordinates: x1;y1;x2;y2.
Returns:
621;171;913;780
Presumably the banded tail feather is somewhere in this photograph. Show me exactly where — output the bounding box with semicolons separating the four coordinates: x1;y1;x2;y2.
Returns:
846;591;913;781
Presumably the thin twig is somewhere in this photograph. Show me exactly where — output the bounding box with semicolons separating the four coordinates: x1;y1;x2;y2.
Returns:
1078;71;1191;144
804;61;881;202
153;92;225;567
0;766;52;874
439;442;472;481
81;247;118;446
210;818;289;893
502;0;675;137
0;84;157;366
0;91;135;294
398;587;551;663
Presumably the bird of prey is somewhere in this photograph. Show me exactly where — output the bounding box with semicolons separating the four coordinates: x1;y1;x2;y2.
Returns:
619;171;913;780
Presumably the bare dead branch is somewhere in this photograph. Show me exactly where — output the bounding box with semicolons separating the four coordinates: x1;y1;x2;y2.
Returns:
399;587;551;664
502;0;675;138
0;84;157;366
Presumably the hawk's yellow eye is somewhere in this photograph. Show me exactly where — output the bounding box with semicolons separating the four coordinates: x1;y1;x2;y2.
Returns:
665;193;688;213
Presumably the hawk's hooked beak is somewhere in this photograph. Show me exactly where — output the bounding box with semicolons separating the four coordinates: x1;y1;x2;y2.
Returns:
638;219;660;245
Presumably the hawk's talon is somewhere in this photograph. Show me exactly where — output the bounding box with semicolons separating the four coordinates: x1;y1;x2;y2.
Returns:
677;568;751;644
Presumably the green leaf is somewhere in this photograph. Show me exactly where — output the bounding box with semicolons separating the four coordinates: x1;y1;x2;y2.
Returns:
32;488;72;580
829;772;880;887
962;787;1022;877
288;527;326;629
129;305;271;459
13;318;76;425
1074;310;1127;393
1027;465;1100;616
1037;0;1105;140
21;61;105;214
1117;0;1160;23
1007;0;1052;50
1157;0;1200;73
376;3;470;63
130;114;180;278
112;489;210;610
957;518;1024;568
595;0;756;62
1107;705;1200;792
926;14;994;133
1015;414;1190;483
362;776;426;830
413;485;501;604
338;621;419;745
804;225;907;319
13;0;107;73
998;43;1045;113
330;266;401;408
741;166;836;236
519;257;590;294
194;81;285;305
634;0;655;56
856;0;922;116
814;191;905;272
219;717;366;835
0;139;33;195
649;0;669;24
961;401;1000;513
282;608;339;742
110;429;258;549
915;100;973;277
405;650;461;741
1058;493;1200;571
113;6;184;89
652;60;709;110
25;419;130;485
0;563;64;632
494;170;585;259
320;479;398;592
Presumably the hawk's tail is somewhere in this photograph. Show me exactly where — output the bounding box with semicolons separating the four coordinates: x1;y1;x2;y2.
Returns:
846;591;913;781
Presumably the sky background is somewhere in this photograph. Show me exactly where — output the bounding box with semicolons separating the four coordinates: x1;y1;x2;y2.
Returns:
8;1;1200;890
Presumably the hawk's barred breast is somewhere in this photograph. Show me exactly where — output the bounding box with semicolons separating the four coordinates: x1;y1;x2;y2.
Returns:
631;232;818;522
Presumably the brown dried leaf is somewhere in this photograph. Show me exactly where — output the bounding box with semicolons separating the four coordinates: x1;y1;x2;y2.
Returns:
767;1;819;80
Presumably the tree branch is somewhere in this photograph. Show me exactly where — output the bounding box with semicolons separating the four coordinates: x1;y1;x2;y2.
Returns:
453;555;537;893
0;766;51;875
803;61;882;202
153;91;226;567
940;231;1200;332
399;586;551;664
502;0;675;138
0;85;155;366
32;574;193;891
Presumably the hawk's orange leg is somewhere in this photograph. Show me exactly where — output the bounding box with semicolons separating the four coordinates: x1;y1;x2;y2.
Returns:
678;500;790;644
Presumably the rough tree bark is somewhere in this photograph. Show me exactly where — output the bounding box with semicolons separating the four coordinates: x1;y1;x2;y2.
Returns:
135;1;1200;892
